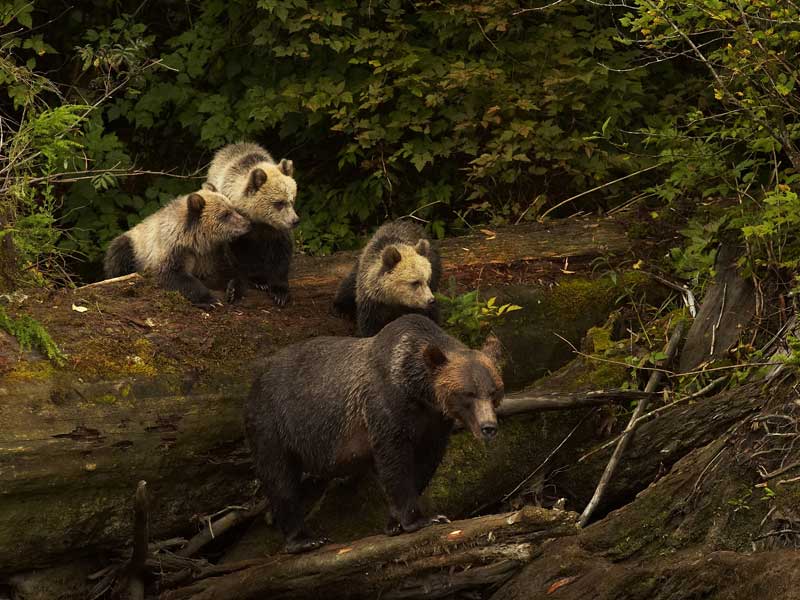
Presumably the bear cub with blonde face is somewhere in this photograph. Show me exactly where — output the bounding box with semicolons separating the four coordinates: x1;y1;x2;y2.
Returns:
333;220;441;336
103;188;250;309
244;314;504;553
206;142;298;306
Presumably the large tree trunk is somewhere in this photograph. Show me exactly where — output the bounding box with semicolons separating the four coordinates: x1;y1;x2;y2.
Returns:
492;377;800;600
0;217;636;575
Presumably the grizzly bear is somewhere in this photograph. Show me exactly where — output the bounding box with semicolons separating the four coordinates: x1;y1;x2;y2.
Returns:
244;314;504;553
103;188;250;309
205;142;298;306
333;220;441;336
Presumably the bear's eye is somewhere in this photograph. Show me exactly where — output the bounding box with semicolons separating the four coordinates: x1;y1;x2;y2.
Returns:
412;280;424;288
274;201;287;210
221;211;232;219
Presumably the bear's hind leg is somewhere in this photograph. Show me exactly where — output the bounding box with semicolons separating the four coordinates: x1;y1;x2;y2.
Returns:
267;457;329;554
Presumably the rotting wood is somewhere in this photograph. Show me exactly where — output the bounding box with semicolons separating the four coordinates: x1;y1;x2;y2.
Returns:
159;506;578;600
679;243;755;372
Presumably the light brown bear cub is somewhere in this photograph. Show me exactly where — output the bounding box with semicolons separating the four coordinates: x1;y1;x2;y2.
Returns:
103;188;249;308
333;220;441;336
244;314;504;554
206;142;298;306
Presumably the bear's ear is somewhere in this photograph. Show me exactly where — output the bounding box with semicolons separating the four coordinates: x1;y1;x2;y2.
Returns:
382;245;402;270
278;158;294;177
201;181;217;192
423;344;448;372
187;193;206;214
415;239;430;256
246;168;268;195
480;334;503;363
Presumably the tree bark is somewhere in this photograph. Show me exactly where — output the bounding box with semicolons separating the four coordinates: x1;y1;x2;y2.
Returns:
160;506;578;600
492;376;800;600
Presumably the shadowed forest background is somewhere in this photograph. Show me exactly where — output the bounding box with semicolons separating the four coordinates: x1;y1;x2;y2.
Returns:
3;0;799;290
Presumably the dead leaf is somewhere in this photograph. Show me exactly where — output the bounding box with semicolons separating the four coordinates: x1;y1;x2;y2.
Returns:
547;576;578;594
71;304;89;313
479;228;496;240
337;547;353;555
447;529;463;539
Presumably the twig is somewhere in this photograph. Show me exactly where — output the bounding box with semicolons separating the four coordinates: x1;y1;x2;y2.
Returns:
578;321;686;527
710;282;728;357
539;163;665;220
642;270;698;317
500;415;588;503
75;273;141;290
177;499;267;558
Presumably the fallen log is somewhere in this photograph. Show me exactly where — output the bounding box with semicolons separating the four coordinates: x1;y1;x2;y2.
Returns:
492;376;800;600
0;217;640;574
160;506;578;600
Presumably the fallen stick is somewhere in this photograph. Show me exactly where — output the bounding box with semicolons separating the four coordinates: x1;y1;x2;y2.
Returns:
497;389;654;417
160;506;578;600
75;272;141;290
178;499;268;558
578;322;686;527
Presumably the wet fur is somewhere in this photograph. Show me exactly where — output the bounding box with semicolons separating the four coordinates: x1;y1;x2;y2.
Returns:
103;190;250;307
244;314;503;553
206;142;298;306
333;220;441;336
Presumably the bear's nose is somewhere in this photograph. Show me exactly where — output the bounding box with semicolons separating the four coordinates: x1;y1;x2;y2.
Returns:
291;217;300;228
480;424;497;440
427;297;435;306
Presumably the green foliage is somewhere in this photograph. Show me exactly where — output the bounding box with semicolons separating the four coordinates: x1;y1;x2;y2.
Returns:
436;282;521;347
617;0;800;280
0;306;65;365
39;0;663;263
775;335;800;368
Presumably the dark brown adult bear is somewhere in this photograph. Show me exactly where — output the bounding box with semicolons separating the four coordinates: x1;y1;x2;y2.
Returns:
244;314;504;554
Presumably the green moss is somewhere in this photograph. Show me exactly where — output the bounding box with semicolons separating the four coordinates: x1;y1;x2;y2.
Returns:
492;272;652;389
0;306;65;365
5;359;55;381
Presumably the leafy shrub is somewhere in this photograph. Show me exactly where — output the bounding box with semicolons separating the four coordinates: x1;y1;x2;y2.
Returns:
436;285;521;347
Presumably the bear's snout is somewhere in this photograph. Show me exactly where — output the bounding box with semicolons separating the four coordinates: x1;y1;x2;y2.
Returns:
466;398;498;442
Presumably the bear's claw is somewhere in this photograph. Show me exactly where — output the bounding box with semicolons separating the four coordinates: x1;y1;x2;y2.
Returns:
285;536;330;554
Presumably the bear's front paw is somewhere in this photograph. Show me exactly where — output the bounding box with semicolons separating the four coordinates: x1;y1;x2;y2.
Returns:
225;279;244;304
396;514;451;534
285;536;329;554
385;517;403;537
270;289;289;307
195;298;224;311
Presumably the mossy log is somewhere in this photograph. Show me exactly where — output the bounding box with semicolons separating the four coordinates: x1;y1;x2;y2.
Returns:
492;378;800;600
1;217;639;575
161;507;579;600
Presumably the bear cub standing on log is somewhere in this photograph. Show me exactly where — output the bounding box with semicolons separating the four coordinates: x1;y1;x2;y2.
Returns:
103;188;250;309
206;142;298;306
333;220;441;337
244;314;504;553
